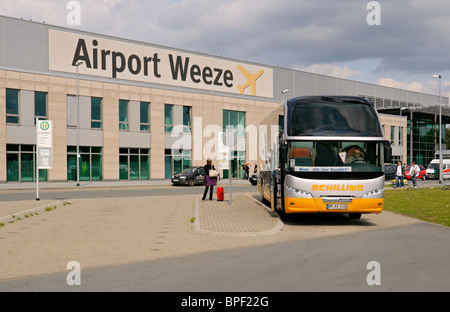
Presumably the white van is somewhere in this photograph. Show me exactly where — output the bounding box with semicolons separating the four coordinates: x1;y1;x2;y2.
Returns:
426;159;450;179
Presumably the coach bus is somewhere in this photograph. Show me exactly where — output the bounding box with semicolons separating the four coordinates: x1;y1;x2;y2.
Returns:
258;96;392;219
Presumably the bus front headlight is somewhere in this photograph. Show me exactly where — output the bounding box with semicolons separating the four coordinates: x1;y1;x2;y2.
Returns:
363;188;384;197
286;184;313;198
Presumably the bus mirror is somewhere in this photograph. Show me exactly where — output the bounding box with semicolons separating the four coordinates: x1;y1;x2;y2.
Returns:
279;145;287;164
384;142;392;163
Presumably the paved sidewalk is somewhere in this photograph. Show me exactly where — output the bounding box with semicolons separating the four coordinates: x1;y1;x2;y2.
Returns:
0;187;283;281
194;194;283;236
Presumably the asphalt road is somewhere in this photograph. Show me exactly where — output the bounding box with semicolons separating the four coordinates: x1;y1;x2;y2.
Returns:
0;182;448;295
1;221;448;292
0;184;257;202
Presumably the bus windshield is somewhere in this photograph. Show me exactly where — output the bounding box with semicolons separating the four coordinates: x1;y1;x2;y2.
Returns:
286;140;384;179
287;98;383;137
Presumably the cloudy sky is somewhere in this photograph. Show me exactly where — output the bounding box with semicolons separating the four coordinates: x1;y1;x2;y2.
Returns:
2;0;450;98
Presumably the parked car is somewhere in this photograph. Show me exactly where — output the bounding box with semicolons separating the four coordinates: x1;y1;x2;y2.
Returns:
404;165;426;180
384;164;396;181
249;172;258;186
171;167;206;186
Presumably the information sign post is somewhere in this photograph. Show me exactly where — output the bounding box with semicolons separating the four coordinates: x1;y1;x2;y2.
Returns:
36;120;53;201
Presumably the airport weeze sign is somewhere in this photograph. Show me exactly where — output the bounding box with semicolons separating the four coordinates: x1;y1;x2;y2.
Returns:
48;29;273;98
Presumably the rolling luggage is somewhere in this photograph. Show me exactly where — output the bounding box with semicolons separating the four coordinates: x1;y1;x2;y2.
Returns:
217;186;224;201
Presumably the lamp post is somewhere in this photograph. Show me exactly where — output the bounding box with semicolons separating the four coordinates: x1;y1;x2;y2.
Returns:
432;74;442;184
281;89;290;103
75;61;83;186
400;107;407;164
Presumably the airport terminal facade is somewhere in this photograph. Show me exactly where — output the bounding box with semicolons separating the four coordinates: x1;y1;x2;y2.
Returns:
1;16;449;183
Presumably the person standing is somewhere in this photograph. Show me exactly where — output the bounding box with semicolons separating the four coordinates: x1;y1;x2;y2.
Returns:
409;161;420;188
202;158;217;200
394;161;404;188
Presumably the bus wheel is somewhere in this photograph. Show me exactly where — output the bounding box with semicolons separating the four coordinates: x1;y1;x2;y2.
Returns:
348;213;361;220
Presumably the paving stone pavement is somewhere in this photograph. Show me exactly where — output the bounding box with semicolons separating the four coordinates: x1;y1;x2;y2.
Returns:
0;191;284;281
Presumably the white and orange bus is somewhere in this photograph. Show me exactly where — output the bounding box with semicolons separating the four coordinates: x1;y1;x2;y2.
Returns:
258;96;392;219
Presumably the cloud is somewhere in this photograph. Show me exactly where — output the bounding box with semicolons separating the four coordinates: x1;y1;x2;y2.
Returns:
299;63;362;79
377;77;450;98
2;0;450;93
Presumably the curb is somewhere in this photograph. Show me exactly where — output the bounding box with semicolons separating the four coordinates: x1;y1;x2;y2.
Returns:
0;200;71;225
192;195;284;237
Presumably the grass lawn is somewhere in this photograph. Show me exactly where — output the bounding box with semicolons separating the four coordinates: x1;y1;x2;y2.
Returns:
384;187;450;227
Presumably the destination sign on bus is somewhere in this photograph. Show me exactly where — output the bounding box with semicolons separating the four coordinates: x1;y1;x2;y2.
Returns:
294;166;352;172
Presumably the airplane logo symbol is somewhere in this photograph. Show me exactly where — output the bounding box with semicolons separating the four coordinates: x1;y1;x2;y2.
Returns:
237;65;264;96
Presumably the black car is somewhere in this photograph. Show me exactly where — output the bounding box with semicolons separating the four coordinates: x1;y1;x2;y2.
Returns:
171;167;206;186
384;164;396;181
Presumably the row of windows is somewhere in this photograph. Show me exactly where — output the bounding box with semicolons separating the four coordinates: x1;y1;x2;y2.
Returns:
6;144;151;182
6;89;249;135
5;88;151;131
6;89;47;124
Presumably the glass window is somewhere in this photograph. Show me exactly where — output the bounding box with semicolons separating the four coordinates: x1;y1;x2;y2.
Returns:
223;110;229;131
165;154;172;179
67;146;102;181
6;145;47;182
140;102;150;131
21;152;34;182
238;111;245;136
140;155;150;180
164;104;173;132
223;109;246;137
286;140;384;179
183;106;191;133
390;126;395;145
91;97;102;129
6;88;19;124
286;98;383;137
119;148;150;180
119;155;128;180
119;100;129;130
35;92;47;122
7;154;19;182
91;154;102;181
278;115;284;131
130;155;140;180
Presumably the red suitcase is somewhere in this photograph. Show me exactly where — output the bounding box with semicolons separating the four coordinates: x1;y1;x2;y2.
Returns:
217;187;224;201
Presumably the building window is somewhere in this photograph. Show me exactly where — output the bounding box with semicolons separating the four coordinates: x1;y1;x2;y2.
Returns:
34;91;47;123
119;148;150;180
6;144;47;182
140;102;150;131
183;106;191;133
119;100;129;130
222;110;246;179
6;88;19;124
398;126;403;145
164;149;191;179
390;126;395;145
67;146;102;181
164;104;173;132
223;109;245;136
91;97;102;129
278;115;284;131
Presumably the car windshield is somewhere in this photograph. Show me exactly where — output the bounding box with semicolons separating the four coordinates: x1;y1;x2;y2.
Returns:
428;163;439;169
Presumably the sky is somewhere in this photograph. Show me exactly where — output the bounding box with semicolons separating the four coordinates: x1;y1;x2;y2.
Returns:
1;0;450;99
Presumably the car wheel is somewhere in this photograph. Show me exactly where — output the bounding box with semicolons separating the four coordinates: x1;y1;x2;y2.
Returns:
188;179;195;187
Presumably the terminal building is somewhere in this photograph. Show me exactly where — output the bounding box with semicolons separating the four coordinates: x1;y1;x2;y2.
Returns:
1;15;449;184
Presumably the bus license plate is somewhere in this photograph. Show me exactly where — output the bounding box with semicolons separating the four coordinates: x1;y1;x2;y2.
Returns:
327;204;348;210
